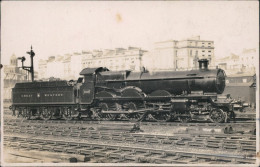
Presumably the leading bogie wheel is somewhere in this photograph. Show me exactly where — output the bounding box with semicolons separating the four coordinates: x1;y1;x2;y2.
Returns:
209;108;227;123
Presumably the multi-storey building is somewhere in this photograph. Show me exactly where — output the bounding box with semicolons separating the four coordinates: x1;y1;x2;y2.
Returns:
81;47;146;72
216;53;241;74
216;48;256;76
240;48;257;72
154;36;215;70
4;54;28;81
70;52;83;79
39;56;64;80
38;47;147;80
3;55;28;104
63;54;72;79
38;59;48;79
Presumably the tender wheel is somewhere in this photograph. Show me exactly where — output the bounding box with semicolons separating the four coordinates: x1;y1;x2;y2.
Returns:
21;108;31;120
209;108;227;123
62;107;78;120
24;110;32;120
40;108;53;120
126;102;144;122
14;108;22;118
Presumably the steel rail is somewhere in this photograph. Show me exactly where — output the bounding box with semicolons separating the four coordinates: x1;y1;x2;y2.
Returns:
4;136;256;164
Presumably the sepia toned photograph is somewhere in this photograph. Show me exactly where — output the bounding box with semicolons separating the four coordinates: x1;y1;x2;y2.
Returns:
1;1;259;166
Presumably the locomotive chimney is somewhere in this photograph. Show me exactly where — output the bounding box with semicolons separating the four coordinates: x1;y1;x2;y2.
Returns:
198;59;209;70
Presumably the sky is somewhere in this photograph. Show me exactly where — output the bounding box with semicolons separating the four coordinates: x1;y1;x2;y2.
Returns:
1;1;259;69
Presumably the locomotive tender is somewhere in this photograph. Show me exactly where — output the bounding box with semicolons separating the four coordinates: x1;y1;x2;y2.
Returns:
10;59;235;123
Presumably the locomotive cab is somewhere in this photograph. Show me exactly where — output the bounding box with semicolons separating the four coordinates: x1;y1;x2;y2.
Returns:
78;67;108;104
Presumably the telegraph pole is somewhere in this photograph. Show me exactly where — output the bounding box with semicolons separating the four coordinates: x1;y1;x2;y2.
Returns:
18;46;35;82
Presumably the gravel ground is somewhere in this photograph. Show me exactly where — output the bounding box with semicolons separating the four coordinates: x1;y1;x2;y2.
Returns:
3;111;256;164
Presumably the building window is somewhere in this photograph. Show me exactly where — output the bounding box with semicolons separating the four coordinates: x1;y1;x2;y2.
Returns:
208;50;211;52
202;50;205;52
208;43;211;45
190;50;192;56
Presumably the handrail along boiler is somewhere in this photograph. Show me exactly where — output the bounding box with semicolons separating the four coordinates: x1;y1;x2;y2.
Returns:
10;59;234;123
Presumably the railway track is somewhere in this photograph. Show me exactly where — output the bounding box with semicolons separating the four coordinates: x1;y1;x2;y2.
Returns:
4;116;256;164
4;120;256;153
4;136;256;164
4;118;256;135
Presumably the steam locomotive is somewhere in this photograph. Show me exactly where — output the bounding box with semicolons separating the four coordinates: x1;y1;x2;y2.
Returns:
10;59;235;123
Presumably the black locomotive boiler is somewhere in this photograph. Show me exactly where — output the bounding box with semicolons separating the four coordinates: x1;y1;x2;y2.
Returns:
10;59;235;123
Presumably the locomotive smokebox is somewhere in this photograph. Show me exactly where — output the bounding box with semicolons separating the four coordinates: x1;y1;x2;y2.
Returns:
198;59;209;70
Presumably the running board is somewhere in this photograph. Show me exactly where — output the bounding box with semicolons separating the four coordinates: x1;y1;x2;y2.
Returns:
101;109;150;114
100;109;172;114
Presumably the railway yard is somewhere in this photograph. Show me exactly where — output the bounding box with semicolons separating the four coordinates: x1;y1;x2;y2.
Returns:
3;57;258;165
3;109;257;165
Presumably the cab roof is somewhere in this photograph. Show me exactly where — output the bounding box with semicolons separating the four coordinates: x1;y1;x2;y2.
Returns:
79;67;109;75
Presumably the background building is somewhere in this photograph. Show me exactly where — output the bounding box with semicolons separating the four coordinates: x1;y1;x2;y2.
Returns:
216;53;241;73
239;48;256;73
3;55;28;107
215;48;257;108
38;47;147;80
153;36;215;70
216;48;256;76
82;47;145;72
